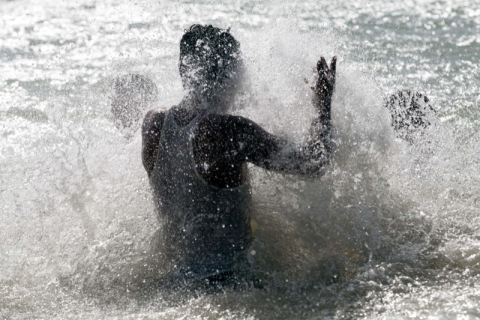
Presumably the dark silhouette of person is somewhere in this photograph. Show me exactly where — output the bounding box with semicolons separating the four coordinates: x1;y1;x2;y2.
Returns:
111;25;336;283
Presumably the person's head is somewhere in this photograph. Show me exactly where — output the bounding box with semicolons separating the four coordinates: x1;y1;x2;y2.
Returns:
179;25;243;105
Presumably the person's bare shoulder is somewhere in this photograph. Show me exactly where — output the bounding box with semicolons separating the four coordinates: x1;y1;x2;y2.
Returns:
143;110;166;134
142;109;167;176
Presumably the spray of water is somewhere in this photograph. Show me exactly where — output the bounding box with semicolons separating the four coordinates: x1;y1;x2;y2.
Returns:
1;9;478;318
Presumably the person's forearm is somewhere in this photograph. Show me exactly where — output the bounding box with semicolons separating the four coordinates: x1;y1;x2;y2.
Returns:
296;115;332;177
305;57;336;165
312;87;333;122
307;115;332;158
260;129;331;177
253;57;336;177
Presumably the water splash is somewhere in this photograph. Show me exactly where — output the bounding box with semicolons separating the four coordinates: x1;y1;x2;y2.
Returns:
2;0;480;319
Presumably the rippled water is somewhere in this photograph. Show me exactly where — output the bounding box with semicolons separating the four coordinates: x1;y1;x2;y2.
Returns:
1;0;480;318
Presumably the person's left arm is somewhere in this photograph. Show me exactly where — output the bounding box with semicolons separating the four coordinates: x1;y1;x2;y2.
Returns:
141;110;166;176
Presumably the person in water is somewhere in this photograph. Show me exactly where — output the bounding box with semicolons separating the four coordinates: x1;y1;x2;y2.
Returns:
112;25;336;283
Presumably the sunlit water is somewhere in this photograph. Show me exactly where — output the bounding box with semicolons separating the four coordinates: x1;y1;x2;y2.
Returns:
1;0;480;318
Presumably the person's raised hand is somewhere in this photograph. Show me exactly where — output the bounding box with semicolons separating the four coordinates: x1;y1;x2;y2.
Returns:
312;56;336;113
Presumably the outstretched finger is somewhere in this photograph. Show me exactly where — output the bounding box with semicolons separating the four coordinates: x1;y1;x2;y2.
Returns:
317;57;328;73
330;56;337;75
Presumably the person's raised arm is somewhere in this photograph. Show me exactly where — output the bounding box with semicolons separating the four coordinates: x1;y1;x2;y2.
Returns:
245;56;337;177
309;56;336;156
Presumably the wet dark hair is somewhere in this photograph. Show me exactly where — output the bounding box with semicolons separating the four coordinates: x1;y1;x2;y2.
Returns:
179;25;242;91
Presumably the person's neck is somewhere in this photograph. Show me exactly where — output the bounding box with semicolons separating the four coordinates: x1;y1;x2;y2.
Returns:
182;90;229;114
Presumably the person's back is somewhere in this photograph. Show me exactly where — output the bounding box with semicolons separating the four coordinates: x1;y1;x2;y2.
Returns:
114;25;336;284
150;107;253;280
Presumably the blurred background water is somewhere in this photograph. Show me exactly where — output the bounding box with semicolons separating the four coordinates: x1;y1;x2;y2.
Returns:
1;0;480;318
